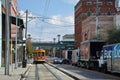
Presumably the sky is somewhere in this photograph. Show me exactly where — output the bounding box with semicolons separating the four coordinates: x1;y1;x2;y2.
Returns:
17;0;79;42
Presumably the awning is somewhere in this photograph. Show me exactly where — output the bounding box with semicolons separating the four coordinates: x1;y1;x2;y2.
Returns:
2;13;25;28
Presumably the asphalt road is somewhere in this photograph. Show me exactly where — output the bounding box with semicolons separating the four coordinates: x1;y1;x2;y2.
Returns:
53;64;120;80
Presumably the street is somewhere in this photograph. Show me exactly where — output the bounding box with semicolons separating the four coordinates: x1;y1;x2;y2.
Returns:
21;62;120;80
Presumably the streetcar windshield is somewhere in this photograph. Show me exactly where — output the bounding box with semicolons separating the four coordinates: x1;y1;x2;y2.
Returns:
38;52;45;57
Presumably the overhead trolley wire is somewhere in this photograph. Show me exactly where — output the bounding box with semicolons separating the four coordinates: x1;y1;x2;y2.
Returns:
37;17;74;27
43;0;51;17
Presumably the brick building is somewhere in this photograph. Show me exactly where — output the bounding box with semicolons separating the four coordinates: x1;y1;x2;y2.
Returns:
75;0;117;48
81;15;114;41
1;0;24;66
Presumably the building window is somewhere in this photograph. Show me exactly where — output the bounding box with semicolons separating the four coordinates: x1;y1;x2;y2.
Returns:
86;2;92;5
96;10;101;16
98;11;101;15
98;2;103;6
107;1;112;5
87;11;91;16
106;11;111;15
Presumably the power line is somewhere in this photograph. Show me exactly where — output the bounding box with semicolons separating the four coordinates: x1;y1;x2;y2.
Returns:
28;11;74;25
43;0;51;17
37;18;74;27
20;13;74;27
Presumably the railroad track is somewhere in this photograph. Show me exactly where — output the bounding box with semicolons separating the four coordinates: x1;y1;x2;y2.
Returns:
20;63;120;80
22;63;76;80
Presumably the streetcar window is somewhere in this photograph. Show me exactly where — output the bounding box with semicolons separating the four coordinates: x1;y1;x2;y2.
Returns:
37;52;45;57
42;52;44;56
38;52;41;57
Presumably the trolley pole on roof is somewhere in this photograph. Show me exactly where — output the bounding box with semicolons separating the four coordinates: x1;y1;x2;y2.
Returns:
5;0;10;75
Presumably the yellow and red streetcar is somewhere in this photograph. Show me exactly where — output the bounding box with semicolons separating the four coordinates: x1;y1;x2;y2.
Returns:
33;49;46;63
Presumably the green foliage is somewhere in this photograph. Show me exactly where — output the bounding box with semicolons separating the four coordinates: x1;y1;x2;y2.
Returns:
106;26;120;44
91;32;106;40
26;41;33;56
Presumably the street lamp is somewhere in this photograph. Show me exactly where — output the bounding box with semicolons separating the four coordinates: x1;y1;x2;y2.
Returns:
57;34;62;58
53;38;56;44
53;38;56;57
57;34;61;42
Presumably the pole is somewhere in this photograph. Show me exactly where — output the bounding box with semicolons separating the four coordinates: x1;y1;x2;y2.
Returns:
95;0;98;36
57;34;60;42
5;0;10;75
22;10;28;68
25;10;28;61
25;10;28;39
15;14;18;69
0;0;2;68
53;38;56;57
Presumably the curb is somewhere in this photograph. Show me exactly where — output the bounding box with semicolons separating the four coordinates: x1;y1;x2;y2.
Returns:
47;63;81;80
20;64;32;80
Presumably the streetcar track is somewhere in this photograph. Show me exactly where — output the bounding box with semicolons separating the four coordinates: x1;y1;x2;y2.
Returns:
21;63;120;80
47;63;81;80
43;63;63;80
35;64;39;80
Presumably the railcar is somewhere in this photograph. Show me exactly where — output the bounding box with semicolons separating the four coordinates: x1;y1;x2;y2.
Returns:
33;49;46;63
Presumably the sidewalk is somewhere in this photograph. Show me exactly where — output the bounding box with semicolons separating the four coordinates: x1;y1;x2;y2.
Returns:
0;64;31;80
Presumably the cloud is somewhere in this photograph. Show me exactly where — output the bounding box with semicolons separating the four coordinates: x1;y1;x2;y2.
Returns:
48;15;62;25
47;15;74;26
64;16;74;24
19;10;38;28
19;11;74;42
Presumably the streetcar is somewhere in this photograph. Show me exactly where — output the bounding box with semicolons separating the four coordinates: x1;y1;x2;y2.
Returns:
33;49;46;63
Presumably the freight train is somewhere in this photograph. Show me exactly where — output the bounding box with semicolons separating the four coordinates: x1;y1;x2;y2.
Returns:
65;40;120;73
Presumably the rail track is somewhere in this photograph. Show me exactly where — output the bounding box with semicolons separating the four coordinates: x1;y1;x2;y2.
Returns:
22;63;77;80
21;63;120;80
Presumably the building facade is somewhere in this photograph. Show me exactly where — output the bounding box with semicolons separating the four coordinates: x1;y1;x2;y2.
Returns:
1;0;24;67
81;15;114;41
75;0;117;48
63;34;74;41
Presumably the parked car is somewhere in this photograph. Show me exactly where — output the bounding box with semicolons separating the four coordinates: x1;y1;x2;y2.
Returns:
62;59;70;64
53;57;62;64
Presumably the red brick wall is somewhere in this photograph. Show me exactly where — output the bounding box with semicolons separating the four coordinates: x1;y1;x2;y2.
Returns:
75;0;116;48
11;0;19;39
82;16;114;41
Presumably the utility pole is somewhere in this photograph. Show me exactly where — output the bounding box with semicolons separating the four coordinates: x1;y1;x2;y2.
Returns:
25;10;28;61
0;0;2;68
25;10;28;39
96;0;99;37
5;0;10;75
15;13;18;69
22;10;28;68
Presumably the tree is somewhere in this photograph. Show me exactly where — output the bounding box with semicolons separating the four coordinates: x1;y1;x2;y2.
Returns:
91;32;106;40
26;40;33;56
106;25;120;44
